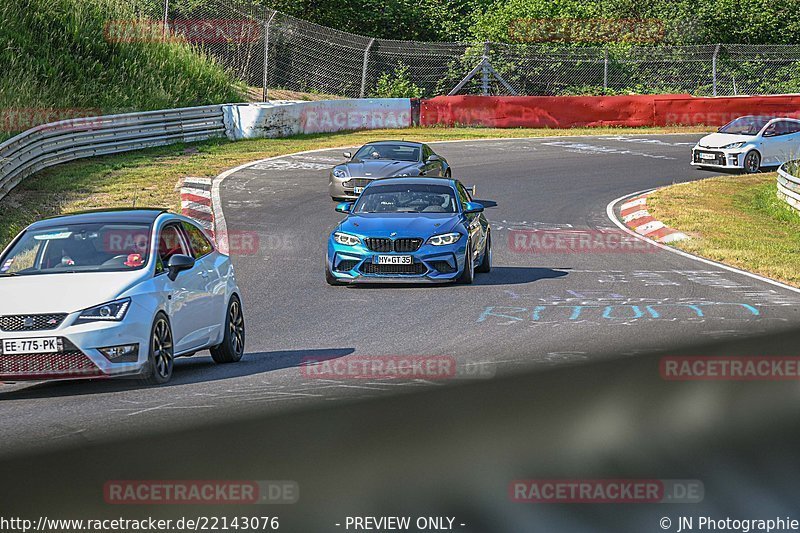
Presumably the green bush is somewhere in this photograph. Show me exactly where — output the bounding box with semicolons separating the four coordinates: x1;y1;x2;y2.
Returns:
372;64;425;98
471;0;800;45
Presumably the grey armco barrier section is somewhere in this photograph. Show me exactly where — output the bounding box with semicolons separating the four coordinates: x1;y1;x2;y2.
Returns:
0;106;226;202
0;99;413;203
777;161;800;212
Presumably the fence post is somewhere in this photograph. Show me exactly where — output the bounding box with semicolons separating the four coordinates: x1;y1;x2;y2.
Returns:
712;43;720;97
603;48;608;94
360;38;375;98
162;0;169;39
482;42;490;96
262;11;277;102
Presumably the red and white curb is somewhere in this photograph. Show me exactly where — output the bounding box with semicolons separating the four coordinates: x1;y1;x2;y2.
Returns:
619;193;688;244
180;177;214;239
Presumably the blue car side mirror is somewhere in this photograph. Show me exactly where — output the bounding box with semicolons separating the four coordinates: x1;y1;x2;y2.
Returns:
335;202;353;213
464;201;484;214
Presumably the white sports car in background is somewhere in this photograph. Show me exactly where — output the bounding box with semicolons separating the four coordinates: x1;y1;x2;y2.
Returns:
0;209;245;385
691;116;800;173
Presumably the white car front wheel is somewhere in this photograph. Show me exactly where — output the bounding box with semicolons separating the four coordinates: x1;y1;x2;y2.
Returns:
743;150;761;174
141;313;174;385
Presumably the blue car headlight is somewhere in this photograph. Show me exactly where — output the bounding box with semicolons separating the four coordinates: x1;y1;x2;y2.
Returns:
76;298;131;323
333;169;347;179
427;232;462;246
334;232;362;246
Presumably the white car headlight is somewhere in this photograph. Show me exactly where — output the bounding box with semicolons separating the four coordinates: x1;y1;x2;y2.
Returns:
333;232;362;246
721;141;746;149
77;298;131;323
428;232;462;246
333;169;347;179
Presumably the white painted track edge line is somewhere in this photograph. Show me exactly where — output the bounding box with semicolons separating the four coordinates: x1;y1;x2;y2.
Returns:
606;189;800;295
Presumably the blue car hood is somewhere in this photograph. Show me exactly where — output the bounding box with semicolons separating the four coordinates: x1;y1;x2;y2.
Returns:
339;213;461;238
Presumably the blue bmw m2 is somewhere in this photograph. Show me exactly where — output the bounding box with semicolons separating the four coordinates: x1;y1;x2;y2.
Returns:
326;177;491;285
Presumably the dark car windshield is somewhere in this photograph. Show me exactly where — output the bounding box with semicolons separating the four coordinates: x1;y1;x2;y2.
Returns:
0;222;152;276
353;184;458;214
718;116;772;135
353;144;420;162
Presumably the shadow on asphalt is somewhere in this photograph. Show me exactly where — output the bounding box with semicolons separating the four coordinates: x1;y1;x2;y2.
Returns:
348;266;568;289
0;347;355;399
474;266;568;286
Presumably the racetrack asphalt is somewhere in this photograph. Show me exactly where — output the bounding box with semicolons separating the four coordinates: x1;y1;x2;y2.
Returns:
2;133;799;458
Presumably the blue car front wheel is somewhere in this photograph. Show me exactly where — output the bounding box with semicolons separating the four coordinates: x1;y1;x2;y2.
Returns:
326;265;343;286
476;231;491;274
456;238;475;284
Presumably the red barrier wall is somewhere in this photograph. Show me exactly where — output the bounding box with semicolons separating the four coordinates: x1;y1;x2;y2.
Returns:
419;94;800;128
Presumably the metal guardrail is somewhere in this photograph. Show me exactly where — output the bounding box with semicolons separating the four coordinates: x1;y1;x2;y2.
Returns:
0;105;226;202
777;161;800;212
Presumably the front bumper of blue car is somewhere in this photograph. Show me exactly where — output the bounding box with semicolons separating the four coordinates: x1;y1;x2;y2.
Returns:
327;237;467;283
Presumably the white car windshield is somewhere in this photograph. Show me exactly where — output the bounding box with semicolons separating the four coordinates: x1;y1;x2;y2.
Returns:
0;223;153;276
718;116;772;135
353;184;458;214
353;144;420;162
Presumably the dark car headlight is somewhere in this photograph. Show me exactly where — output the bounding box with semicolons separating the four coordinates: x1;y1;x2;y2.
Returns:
333;232;362;246
76;298;131;323
428;232;462;246
333;169;347;179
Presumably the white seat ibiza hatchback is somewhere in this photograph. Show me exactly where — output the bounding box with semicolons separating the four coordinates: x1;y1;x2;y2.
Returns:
0;209;245;385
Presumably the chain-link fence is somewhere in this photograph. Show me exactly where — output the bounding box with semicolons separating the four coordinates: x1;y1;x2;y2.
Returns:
124;0;800;99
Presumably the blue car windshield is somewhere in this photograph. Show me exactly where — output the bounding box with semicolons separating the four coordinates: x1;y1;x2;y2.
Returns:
353;184;458;214
0;223;153;276
718;116;771;135
354;144;420;162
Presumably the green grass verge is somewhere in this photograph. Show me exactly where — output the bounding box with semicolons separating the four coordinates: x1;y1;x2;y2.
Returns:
0;125;707;248
648;172;800;287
